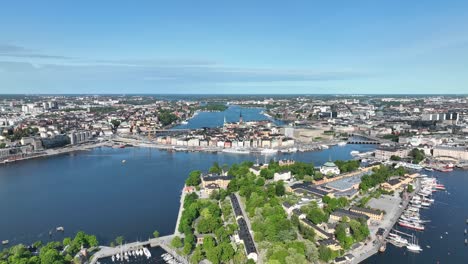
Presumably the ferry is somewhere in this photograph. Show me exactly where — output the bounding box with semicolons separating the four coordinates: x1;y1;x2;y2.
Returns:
261;148;278;155
222;148;250;154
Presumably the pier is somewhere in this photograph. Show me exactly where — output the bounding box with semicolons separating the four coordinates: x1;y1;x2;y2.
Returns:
349;177;421;264
90;235;188;264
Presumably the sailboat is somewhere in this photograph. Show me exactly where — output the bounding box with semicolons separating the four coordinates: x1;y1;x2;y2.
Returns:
406;234;423;252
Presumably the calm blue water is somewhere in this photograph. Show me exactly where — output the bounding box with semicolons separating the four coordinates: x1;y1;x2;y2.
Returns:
174;105;283;129
0;144;372;246
364;170;468;263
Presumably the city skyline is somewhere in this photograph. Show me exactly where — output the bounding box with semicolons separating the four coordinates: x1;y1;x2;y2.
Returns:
1;0;468;94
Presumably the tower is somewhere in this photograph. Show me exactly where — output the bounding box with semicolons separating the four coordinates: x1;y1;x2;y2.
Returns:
239;110;243;124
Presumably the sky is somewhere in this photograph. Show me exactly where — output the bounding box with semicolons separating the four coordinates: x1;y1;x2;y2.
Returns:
0;0;467;94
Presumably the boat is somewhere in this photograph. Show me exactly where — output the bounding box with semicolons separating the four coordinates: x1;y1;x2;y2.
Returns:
2;240;8;245
143;247;151;258
337;142;347;146
435;184;446;190
180;120;189;125
56;226;64;232
111;255;115;262
406;235;423;252
388;233;409;246
261;148;277;155
350;151;360;156
424;167;434;171
222;148;250;154
321;145;329;149
121;159;126;163
398;220;425;231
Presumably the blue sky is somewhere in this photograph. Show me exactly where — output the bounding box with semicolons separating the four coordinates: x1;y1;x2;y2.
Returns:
0;0;467;94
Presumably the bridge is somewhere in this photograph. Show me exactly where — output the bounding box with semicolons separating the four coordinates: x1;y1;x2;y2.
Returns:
347;133;390;144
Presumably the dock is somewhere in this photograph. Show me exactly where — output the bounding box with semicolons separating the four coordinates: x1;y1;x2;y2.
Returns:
90;235;188;264
349;178;422;263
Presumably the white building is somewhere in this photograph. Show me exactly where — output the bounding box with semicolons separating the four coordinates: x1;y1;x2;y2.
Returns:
320;161;340;176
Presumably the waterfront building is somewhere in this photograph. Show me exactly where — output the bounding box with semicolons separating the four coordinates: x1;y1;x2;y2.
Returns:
375;146;410;160
320;161;340;176
201;173;232;189
349;206;383;221
433;145;468;160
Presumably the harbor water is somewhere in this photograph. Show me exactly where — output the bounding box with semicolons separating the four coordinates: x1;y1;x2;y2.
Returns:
0;144;373;246
363;170;468;263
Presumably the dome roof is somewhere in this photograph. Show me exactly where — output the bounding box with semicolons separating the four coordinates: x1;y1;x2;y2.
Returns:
323;161;337;167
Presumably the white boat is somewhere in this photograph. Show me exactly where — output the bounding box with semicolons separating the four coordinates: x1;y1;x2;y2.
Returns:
111;255;115;262
222;148;250;154
337;142;347;146
321;145;329;149
406;235;423;252
388;233;409;246
143;247;151;258
261;148;277;155
350;150;360;156
180;120;188;125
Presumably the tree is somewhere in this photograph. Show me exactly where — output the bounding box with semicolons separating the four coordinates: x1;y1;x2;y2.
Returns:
115;236;125;245
171;236;183;248
260;168;274;179
275;181;285;196
111;119;121;129
409;148;425;164
209;162;222;174
186;170;202;186
153;230;160;238
407;184;414;193
191;245;204;264
390;155;401;161
219;242;235;262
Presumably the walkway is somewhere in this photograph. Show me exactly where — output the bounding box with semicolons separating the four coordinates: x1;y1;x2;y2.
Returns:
174;186;187;236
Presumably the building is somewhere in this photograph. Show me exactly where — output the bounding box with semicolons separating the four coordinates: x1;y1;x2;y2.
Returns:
330;209;370;225
433;146;468;160
320;161;340;176
201;173;232;189
349;207;383;221
274;170;292;182
380;176;414;192
375;146;410;160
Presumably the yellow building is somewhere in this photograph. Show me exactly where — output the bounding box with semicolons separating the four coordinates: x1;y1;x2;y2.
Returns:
201;173;232;189
350;207;383;221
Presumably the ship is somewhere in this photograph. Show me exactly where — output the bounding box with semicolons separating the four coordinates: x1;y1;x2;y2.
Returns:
406;235;423;252
261;148;278;155
222;148;250;154
398;220;425;231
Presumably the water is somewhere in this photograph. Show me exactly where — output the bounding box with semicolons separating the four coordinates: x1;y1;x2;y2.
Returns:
0;144;372;246
364;170;468;263
174;105;283;129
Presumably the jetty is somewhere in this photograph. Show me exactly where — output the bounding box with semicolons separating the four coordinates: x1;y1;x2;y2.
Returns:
90;235;188;264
